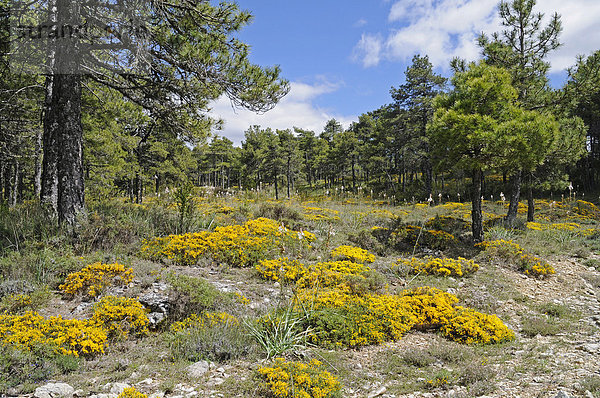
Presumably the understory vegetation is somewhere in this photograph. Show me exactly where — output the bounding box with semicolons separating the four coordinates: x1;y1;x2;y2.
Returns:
0;192;598;396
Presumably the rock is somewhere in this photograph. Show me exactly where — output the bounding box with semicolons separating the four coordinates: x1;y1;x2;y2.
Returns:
554;391;571;398
137;378;153;386
72;302;92;314
447;288;457;295
367;386;386;398
211;378;225;386
73;389;84;397
89;394;117;398
34;383;75;398
149;393;165;398
585;391;594;398
578;343;600;354
147;311;166;328
187;360;210;378
106;382;130;395
139;292;170;313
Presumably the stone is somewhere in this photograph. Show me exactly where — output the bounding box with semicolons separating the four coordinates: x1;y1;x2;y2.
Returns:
34;383;75;398
149;393;165;398
367;386;386;398
89;394;117;398
137;378;153;386
585;391;594;398
187;360;210;378
108;382;130;395
139;292;170;314
554;391;571;398
147;311;166;328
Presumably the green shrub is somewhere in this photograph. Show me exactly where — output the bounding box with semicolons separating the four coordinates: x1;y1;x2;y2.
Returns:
167;313;254;362
0;344;80;393
166;273;235;320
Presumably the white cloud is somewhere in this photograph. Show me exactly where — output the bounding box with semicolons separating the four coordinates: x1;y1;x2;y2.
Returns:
209;80;356;145
354;18;368;28
355;0;600;72
352;33;384;68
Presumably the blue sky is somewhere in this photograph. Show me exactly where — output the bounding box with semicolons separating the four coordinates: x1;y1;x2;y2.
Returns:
210;0;600;145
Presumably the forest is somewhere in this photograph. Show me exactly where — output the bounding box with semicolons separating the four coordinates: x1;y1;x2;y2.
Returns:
1;0;600;398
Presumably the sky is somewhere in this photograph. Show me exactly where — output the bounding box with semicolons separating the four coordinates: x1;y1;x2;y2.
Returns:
209;0;600;145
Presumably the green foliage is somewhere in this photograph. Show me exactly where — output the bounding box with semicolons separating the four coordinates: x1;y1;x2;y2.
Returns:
0;344;80;393
165;273;235;321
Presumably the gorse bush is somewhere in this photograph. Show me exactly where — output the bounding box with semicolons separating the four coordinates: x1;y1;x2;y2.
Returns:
91;296;149;340
395;257;479;277
440;307;515;344
0;311;107;357
477;240;555;278
293;286;513;348
257;358;341;398
140;218;315;267
59;262;133;299
330;245;375;263
117;387;147;398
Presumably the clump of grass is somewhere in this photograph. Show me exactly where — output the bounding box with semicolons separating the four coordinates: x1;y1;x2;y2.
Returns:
577;375;600;396
520;316;562;337
245;305;312;359
397;348;436;367
165;273;236;320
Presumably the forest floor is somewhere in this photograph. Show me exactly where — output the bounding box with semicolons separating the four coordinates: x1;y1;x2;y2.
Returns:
2;195;600;398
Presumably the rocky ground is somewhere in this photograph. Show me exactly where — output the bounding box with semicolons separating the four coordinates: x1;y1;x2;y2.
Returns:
19;250;600;398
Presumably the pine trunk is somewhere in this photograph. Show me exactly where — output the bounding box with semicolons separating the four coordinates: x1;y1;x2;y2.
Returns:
41;75;59;211
41;0;58;212
471;168;484;243
55;0;84;227
506;170;522;224
527;173;535;222
34;129;43;197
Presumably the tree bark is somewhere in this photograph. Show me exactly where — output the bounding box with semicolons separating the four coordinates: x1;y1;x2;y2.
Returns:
34;129;43;198
9;161;19;207
527;172;535;222
506;169;522;224
41;75;59;211
41;0;58;212
54;0;84;227
471;168;484;243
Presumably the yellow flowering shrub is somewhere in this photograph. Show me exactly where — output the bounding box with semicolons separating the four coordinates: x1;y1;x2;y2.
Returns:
302;206;340;221
296;288;416;347
518;254;555;278
91;296;149;340
396;257;479;277
256;258;372;291
0;293;33;314
477;240;555;278
169;312;239;333
117;387;147;398
440;306;515;344
400;287;459;329
255;257;308;283
0;311;107;357
330;245;375;263
294;286;512;348
59;262;133;298
141;218;315;267
296;261;372;290
257;358;341;398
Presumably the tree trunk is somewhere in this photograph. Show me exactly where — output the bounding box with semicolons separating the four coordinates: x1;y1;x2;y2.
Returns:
471;168;484;243
135;172;143;204
54;0;84;227
34;129;43;197
41;0;58;212
41;74;59;211
274;173;279;200
506;170;522;224
527;172;535;222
